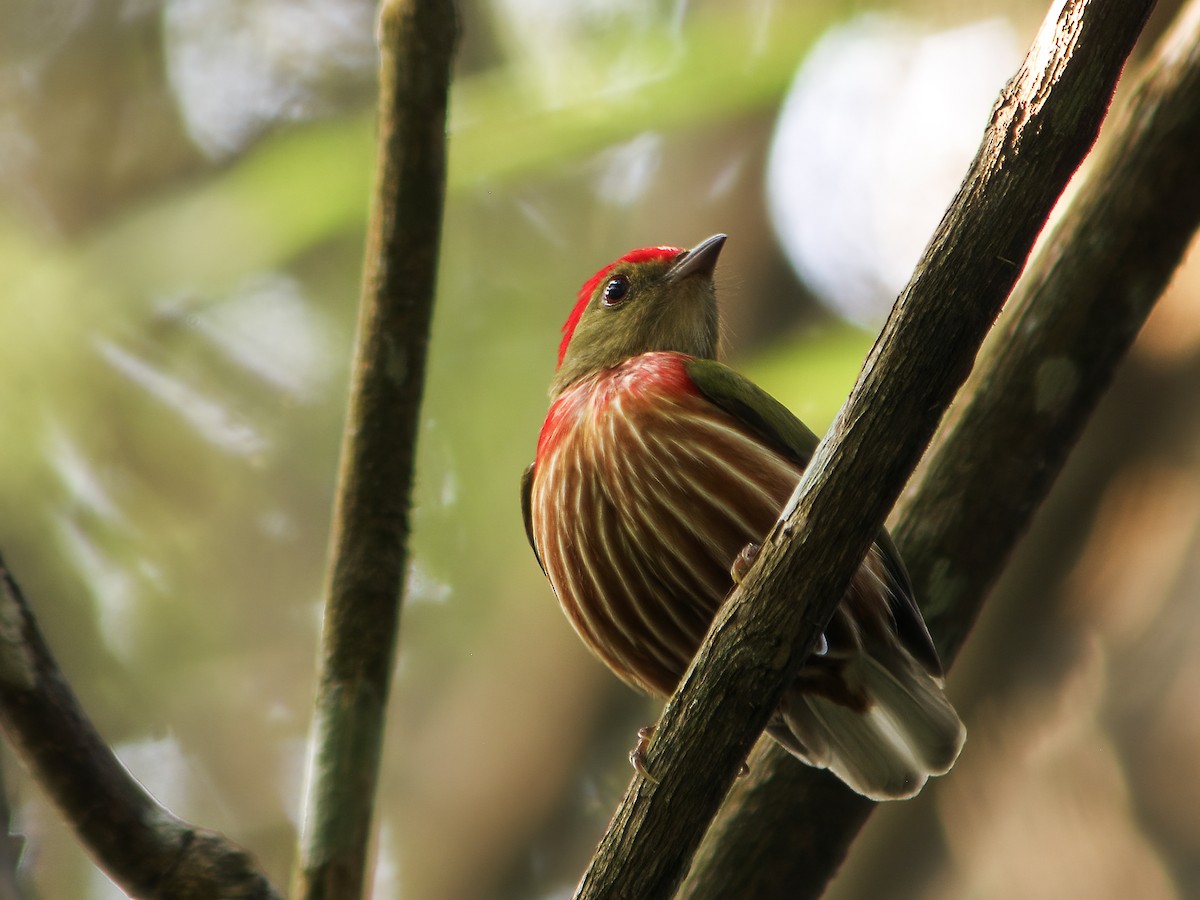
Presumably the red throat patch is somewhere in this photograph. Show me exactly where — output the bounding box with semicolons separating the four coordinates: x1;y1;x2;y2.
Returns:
557;245;685;368
536;351;700;461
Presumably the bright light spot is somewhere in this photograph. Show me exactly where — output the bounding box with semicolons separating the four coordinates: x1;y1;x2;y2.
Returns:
278;736;310;827
86;869;131;900
259;509;297;540
440;470;458;508
706;150;749;202
56;516;138;660
372;819;400;899
47;425;122;523
766;16;1020;326
173;273;337;401
97;338;270;457
163;0;376;158
406;562;451;606
514;196;570;249
749;0;777;60
115;735;193;807
490;0;664;102
594;133;663;207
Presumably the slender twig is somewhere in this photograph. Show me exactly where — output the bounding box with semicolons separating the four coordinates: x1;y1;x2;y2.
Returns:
571;1;1156;898
0;556;279;899
678;0;1200;894
0;2;457;895
289;2;457;899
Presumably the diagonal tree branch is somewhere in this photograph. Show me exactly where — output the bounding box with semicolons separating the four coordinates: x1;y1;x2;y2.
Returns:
911;0;1200;663
289;1;458;899
0;555;280;899
678;0;1200;895
572;1;1157;898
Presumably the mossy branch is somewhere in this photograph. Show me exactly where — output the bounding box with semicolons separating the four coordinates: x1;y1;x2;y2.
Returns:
572;1;1157;898
289;2;458;899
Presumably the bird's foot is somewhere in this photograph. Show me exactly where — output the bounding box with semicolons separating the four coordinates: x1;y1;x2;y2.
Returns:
629;724;748;782
629;725;660;784
730;542;761;585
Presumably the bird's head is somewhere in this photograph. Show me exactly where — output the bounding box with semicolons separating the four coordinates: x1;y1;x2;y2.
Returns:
551;234;726;396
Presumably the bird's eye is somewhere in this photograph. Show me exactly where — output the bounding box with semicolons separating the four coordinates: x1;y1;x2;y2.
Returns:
601;275;630;307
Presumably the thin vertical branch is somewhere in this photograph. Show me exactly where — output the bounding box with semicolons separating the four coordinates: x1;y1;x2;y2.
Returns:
680;0;1200;896
572;1;1155;897
290;2;458;899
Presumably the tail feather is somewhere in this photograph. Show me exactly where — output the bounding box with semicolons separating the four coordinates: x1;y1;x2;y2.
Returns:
858;655;963;774
772;652;965;801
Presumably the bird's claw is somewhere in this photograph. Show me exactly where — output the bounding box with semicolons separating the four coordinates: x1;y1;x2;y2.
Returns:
730;542;761;585
629;725;660;783
628;724;748;782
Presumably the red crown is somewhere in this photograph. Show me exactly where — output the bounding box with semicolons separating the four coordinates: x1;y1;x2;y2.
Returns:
557;246;683;368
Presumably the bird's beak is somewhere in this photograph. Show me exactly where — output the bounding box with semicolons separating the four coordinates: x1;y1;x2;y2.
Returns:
666;233;727;282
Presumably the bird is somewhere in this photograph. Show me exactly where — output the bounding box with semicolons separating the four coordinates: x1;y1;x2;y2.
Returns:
520;234;964;800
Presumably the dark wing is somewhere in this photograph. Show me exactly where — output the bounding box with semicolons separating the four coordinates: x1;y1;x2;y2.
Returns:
520;462;545;575
684;357;819;467
684;357;942;677
872;528;943;677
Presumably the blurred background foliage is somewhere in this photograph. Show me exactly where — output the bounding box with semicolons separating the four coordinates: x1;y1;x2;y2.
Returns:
1;0;1198;898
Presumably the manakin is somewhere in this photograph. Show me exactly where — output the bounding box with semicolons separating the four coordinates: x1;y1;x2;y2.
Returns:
521;234;963;799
